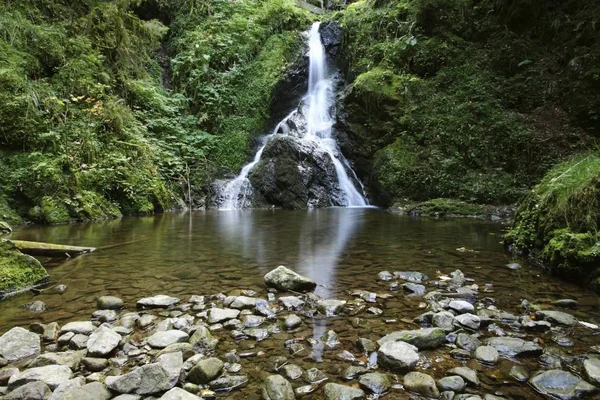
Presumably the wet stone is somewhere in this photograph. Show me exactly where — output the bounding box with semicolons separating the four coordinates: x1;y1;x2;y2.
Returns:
21;301;46;313
529;369;597;400
438;375;465;392
323;383;365;400
583;357;600;386
137;295;180;309
282;364;303;380
454;313;480;330
208;375;248;391
264;266;317;292
485;337;543;357
378;271;393;281
243;328;268;341
262;374;294;400
187;357;223;384
403;372;439;398
535;310;577;326
475;346;499;364
402;283;426;295
225;296;257;310
244;315;265;328
317;299;346;316
148;330;189;349
283;314;302;330
447;367;479;387
278;296;305;311
509;365;529;382
450;349;472;360
97;296;123;310
377;341;419;372
357;338;376;353
378;328;446;350
304;368;328;384
456;333;480;351
448;300;474;314
358;372;390;394
92;310;119;323
343;365;368;380
394;271;428;283
552;299;578;308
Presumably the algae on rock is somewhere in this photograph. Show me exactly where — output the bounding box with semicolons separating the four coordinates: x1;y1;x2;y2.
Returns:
0;241;49;298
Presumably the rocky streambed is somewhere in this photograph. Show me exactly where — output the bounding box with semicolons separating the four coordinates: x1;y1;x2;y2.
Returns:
0;265;599;400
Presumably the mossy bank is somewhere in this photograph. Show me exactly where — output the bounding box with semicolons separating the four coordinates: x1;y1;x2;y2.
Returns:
0;240;49;299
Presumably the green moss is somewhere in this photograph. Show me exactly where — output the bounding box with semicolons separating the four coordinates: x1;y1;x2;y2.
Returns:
73;191;122;221
0;241;49;297
0;197;22;225
506;154;600;287
412;198;486;216
29;196;71;225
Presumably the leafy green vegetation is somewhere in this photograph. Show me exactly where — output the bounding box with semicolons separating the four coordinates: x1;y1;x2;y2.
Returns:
0;0;310;223
338;0;597;205
506;154;600;287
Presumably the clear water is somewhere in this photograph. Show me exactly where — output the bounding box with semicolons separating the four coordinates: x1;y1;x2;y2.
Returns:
219;23;366;209
2;209;599;399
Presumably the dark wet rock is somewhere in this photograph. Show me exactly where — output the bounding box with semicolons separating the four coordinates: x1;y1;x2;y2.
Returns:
8;364;72;391
3;381;51;400
450;349;472;360
208;308;240;324
403;372;439;398
148;330;189;349
317;299;346;316
106;363;174;394
552;299;578;308
342;365;368;380
402;283;426;295
161;387;202;400
357;338;376;353
283;314;302;330
438;376;465;392
137;295;180;309
448;300;474;314
378;328;446;350
29;350;84;370
456;333;480;351
82;357;109;372
485;337;543;357
377;341;419;372
475;346;499;364
282;364;303;380
540;352;563;369
208;375;248;391
265;266;316;292
21;300;46;313
278;296;305;311
535;310;577;326
510;365;529;382
378;271;393;281
454;314;481;330
394;271;427;283
529;370;597;400
520;315;552;331
552;334;574;347
263;374;295;400
61;321;95;335
358;372;390;394
433;311;455;330
188;357;224;384
323;383;365;400
447;367;479;387
97;296;123;310
583;357;600;386
305;368;328;384
0;327;41;363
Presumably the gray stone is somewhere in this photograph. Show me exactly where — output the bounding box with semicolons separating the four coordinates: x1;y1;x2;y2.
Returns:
358;372;390;394
0;367;19;385
160;387;201;400
263;375;295;400
509;365;529;382
304;368;328;384
278;296;305;311
377;341;419;372
432;311;455;330
535;310;577;326
529;369;597;400
207;308;240;324
29;351;85;370
157;343;195;360
357;338;376;353
87;326;121;357
60;321;95;335
156;351;183;386
317;299;346;316
378;271;393;281
323;383;365;400
68;334;89;350
0;327;41;363
187;357;224;384
148;330;189;349
393;271;428;283
264;266;317;292
456;333;480;351
475;346;499;364
485;337;543;357
42;323;60;342
378;328;446;350
282;364;303;380
106;363;174;394
244;328;269;341
438;376;465;392
113;396;142;400
50;377;86;400
188;326;218;351
8;365;72;391
454;313;480;330
136;314;157;328
97;296;123;310
342;366;368;380
92;310;119;323
403;372;439;398
62;382;111;400
583;357;600;386
402;283;426;295
4;381;51;400
21;301;46;313
243;315;265;328
447;367;479;387
208;375;248;391
226;296;257;310
137;295;180;308
82;358;109;372
283;315;302;330
448;300;474;314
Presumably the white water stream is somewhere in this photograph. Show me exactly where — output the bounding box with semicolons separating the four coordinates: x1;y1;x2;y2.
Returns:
220;22;366;210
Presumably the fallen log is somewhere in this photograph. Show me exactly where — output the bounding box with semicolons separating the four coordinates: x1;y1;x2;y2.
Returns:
3;239;95;258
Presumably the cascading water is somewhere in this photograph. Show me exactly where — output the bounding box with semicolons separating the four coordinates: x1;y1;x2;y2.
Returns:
219;22;366;210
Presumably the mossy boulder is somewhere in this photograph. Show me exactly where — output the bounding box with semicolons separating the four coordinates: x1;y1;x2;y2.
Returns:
0;197;22;225
505;154;600;288
28;197;71;225
0;241;49;298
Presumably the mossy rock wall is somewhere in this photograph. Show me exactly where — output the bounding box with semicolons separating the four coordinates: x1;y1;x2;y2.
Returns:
0;241;49;298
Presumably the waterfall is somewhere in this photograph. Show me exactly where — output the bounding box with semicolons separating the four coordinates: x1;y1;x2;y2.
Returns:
219;22;366;210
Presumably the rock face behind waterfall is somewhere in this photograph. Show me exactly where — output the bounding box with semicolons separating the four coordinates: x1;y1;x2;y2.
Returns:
249;135;344;209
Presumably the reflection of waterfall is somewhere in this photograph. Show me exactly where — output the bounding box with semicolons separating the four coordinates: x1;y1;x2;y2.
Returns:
218;22;366;210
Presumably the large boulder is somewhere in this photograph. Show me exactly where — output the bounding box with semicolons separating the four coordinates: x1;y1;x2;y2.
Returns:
378;328;446;350
0;327;41;363
262;374;295;400
377;341;419;372
8;364;72;391
485;337;542;357
249;135;345;209
0;241;49;298
106;363;174;394
529;370;597;400
264;266;317;292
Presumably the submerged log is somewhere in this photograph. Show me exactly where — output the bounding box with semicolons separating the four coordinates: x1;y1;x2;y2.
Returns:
3;239;95;258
